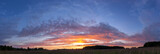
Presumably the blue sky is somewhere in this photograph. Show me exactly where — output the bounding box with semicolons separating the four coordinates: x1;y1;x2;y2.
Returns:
0;0;160;49
0;0;144;35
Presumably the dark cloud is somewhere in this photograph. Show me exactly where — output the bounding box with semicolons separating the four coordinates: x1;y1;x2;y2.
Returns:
120;22;160;47
19;18;82;37
19;18;126;38
142;22;160;40
15;18;128;49
5;17;160;49
17;17;160;48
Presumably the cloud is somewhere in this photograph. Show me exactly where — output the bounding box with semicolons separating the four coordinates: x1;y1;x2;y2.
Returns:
123;0;160;46
134;0;160;26
2;0;160;49
9;18;128;49
113;0;160;47
19;19;158;49
141;22;160;40
119;22;160;47
0;18;19;44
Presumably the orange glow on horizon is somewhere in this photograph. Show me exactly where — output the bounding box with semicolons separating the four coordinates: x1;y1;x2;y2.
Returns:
25;33;142;50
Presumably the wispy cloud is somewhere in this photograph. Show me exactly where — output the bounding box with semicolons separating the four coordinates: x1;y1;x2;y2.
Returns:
1;0;160;50
14;17;160;49
6;18;128;49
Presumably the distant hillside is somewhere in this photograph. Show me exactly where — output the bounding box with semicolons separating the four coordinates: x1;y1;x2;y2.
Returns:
143;41;160;47
83;45;124;49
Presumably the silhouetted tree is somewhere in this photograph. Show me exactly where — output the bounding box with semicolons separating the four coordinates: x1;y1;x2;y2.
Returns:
0;45;46;50
144;41;160;47
0;45;16;50
27;47;30;50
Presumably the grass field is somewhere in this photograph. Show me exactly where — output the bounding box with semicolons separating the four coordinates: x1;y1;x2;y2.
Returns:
0;47;160;54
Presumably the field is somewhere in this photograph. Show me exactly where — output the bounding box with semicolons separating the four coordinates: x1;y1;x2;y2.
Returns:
0;47;160;54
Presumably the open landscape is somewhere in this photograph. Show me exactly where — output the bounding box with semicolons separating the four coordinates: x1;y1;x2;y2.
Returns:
1;0;160;54
1;41;160;54
0;47;160;54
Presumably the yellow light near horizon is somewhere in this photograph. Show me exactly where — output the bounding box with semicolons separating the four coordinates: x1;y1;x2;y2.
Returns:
69;45;86;49
71;38;85;45
77;38;84;43
68;38;86;49
41;38;88;50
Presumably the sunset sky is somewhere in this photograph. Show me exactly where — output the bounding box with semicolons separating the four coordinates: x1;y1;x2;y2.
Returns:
0;0;160;50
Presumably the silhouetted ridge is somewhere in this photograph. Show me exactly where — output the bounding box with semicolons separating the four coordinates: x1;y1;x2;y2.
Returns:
144;41;160;47
83;45;124;49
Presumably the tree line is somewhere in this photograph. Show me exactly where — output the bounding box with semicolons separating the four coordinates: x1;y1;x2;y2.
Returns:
83;41;160;49
0;45;45;50
1;41;160;50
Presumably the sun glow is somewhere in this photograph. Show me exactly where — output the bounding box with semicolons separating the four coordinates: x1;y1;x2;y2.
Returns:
70;38;86;49
72;38;84;45
67;38;94;49
30;34;136;50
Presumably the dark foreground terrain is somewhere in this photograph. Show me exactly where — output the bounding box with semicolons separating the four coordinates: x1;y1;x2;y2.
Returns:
0;47;160;54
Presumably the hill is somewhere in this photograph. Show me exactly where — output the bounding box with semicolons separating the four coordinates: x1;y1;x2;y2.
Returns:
83;45;124;49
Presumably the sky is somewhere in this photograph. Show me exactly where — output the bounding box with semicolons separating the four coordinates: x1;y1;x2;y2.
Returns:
0;0;160;50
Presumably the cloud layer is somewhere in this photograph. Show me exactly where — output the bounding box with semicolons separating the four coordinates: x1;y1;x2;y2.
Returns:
11;18;160;49
14;18;128;49
1;0;160;50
